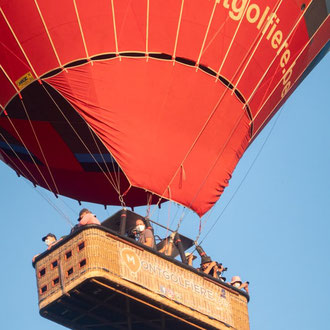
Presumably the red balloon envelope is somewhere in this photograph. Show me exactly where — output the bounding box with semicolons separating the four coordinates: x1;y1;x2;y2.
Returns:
0;0;329;216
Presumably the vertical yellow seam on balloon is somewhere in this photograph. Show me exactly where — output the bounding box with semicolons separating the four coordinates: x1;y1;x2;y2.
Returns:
215;0;252;80
0;8;39;79
34;0;66;72
195;0;218;69
251;18;326;140
146;0;149;61
172;0;185;61
245;1;311;108
110;0;120;57
0;65;21;96
232;0;284;94
200;1;230;56
214;0;282;100
73;0;91;64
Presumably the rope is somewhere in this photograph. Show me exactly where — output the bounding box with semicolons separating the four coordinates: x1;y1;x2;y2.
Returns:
40;82;121;194
0;65;21;97
0;133;74;227
0;104;7;116
33;0;65;71
87;125;120;193
0;7;38;78
0;131;39;184
216;0;252;78
169;204;185;229
145;192;152;218
57;197;79;217
146;0;150;60
149;70;247;217
148;0;299;220
33;186;74;228
149;0;285;235
223;0;282;95
244;2;310;106
165;200;173;239
199;109;283;245
179;0;288;215
73;0;91;62
172;0;185;60
111;0;119;55
20;98;59;194
232;0;284;93
195;0;218;68
119;194;126;208
149;0;262;213
5;114;55;193
110;0;120;56
251;12;326;139
201;16;230;56
194;191;223;246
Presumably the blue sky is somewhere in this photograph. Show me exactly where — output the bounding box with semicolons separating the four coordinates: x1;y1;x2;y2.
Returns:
0;53;329;330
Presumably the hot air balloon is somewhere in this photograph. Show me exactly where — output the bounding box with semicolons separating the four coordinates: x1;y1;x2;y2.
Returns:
0;0;329;329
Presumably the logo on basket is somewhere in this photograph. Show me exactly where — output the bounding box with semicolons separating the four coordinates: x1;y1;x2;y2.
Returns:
121;248;141;273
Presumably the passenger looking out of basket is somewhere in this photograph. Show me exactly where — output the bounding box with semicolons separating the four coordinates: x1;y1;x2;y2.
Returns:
42;233;61;249
32;233;62;262
77;208;101;227
135;218;155;248
198;255;227;281
230;276;249;294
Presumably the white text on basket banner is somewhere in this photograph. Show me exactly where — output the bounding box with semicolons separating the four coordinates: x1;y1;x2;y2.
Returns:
121;247;228;303
140;259;227;302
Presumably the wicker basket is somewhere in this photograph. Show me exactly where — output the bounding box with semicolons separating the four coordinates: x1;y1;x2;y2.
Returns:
34;226;250;329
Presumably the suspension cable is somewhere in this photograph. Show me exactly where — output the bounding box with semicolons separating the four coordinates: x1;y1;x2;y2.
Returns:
251;8;323;138
20;98;59;194
33;186;74;228
5;115;55;193
0;142;74;227
198;109;283;245
241;1;309;103
87;125;120;193
0;131;40;184
149;0;301;222
149;1;277;216
41;82;121;194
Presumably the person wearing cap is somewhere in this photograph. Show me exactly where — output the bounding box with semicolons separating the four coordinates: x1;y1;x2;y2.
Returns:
32;233;62;262
135;218;155;248
42;233;59;249
230;275;249;294
198;255;226;280
77;208;101;227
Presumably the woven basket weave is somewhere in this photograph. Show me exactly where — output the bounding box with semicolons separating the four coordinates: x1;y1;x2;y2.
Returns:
34;227;249;329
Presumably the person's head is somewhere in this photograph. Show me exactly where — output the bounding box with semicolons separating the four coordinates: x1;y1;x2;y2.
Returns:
135;219;145;233
230;276;242;288
78;208;91;222
185;252;197;260
42;233;57;246
200;255;212;269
